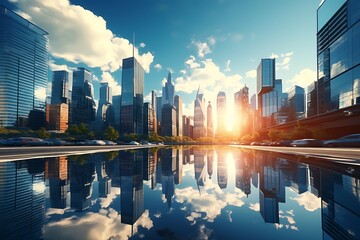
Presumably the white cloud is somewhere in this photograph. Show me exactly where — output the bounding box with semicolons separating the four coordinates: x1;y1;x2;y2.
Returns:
144;92;152;103
290;192;321;212
224;60;231;72
49;61;74;72
208;36;216;46
249;203;260;212
101;72;121;95
185;56;200;69
15;10;32;20
12;0;154;73
288;68;317;89
139;42;146;48
270;52;294;70
245;69;256;79
154;63;162;71
192;40;211;58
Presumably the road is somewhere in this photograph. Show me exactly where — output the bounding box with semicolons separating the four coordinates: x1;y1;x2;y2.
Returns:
0;145;156;162
234;145;360;165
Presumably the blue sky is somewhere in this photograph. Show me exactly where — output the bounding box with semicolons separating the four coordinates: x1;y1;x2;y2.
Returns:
3;0;322;116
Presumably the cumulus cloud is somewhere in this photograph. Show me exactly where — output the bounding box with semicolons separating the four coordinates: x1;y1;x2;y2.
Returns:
270;52;294;70
192;40;212;58
288;68;317;89
290;192;321;212
154;63;162;71
101;72;121;95
208;36;216;46
49;61;75;72
224;60;231;72
249;203;260;212
139;42;146;48
245;70;256;79
12;0;154;73
185;56;201;69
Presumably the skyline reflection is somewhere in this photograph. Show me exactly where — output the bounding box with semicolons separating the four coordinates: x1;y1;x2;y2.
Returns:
0;146;359;239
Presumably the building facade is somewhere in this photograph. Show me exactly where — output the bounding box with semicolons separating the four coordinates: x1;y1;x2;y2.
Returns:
286;85;305;121
143;102;155;136
193;90;207;139
97;82;112;119
0;6;48;127
234;86;250;136
216;91;227;135
162;71;175;106
161;104;176;137
207;101;213;137
112;95;121;131
317;0;360;114
51;70;72;105
151;91;158;134
46;103;69;132
120;57;144;135
174;95;183;137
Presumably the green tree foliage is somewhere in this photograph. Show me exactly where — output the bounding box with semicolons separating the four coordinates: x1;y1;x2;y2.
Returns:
66;124;95;139
290;125;313;139
267;129;284;141
37;127;51;139
104;126;119;141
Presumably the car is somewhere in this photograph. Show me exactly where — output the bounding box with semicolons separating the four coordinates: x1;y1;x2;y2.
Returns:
129;141;140;145
274;140;293;147
290;139;322;147
45;138;66;146
323;134;360;147
3;137;53;146
104;140;117;145
85;139;106;145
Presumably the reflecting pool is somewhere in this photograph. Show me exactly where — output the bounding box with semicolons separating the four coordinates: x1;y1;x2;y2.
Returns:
0;146;359;239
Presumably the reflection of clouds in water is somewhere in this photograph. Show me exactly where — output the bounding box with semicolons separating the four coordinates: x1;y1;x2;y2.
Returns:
277;209;299;232
290;192;321;212
249;203;260;212
44;209;153;240
99;187;120;209
175;180;245;223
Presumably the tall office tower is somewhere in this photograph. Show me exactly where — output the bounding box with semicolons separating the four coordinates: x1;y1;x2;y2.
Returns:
217;151;228;189
234;85;250;136
307;82;318;117
193;89;207;139
317;0;360;114
156;96;162;133
51;70;72;105
162;71;175;106
120;57;144;135
257;59;283;128
112;95;121;130
97;82;112;118
151;91;158;133
286;85;305;121
46;104;69;132
207;101;213;137
174;95;183;136
160;148;176;209
161;104;176;136
0;6;48;127
143;102;155;136
182;115;194;138
71;67;96;124
216;91;227;135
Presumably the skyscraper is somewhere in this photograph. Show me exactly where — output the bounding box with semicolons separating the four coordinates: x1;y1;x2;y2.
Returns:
161;104;176;137
174;95;183;136
151;91;158;133
193;89;207;139
71;67;96;124
143;102;155;136
162;71;175;106
286;85;305;121
0;5;49;127
97;82;112;118
51;70;72;105
317;0;360;114
234;86;250;136
216;91;227;134
112;95;121;130
207;101;213;137
120;57;144;135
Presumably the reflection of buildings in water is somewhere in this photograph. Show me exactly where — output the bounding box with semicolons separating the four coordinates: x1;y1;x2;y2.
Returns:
288;162;309;194
175;149;183;185
161;149;176;209
105;154;121;188
312;167;360;240
120;150;144;225
0;160;45;239
207;149;214;179
309;166;320;197
150;151;158;190
217;152;228;189
45;157;70;209
194;149;207;191
69;158;95;212
182;148;194;165
142;150;157;191
234;151;251;197
96;160;111;198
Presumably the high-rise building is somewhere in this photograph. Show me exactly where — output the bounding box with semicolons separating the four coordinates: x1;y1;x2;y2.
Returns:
97;82;112;118
317;0;360;114
156;96;162;133
46;103;69;132
207;101;213;137
174;95;183;136
143;102;155;136
151;91;158;134
216;91;227;134
112;95;121;130
182;115;194;139
0;5;49;127
307;82;318;117
161;104;176;137
286;85;305;121
71;67;96;125
234;86;250;136
193;90;207;139
162;71;175;106
51;70;72;105
120;57;144;135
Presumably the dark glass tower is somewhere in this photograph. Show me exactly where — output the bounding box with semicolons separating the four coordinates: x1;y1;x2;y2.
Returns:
120;57;144;135
0;5;49;127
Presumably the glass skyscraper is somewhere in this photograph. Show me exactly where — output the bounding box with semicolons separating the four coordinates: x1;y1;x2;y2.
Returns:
120;57;144;135
317;0;360;114
193;90;207;139
51;70;72;105
216;91;227;134
286;85;305;121
0;5;49;127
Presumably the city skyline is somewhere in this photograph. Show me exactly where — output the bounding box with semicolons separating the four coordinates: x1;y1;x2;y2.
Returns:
0;0;322;118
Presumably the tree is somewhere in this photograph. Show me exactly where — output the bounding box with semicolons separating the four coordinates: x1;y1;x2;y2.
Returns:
37;127;50;139
104;126;119;141
290;124;313;139
267;129;284;141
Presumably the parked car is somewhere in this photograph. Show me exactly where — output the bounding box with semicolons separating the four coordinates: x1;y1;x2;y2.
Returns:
291;139;322;147
3;137;53;146
86;140;106;145
323;134;360;147
45;138;66;146
274;140;293;147
104;140;117;145
129;141;140;145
